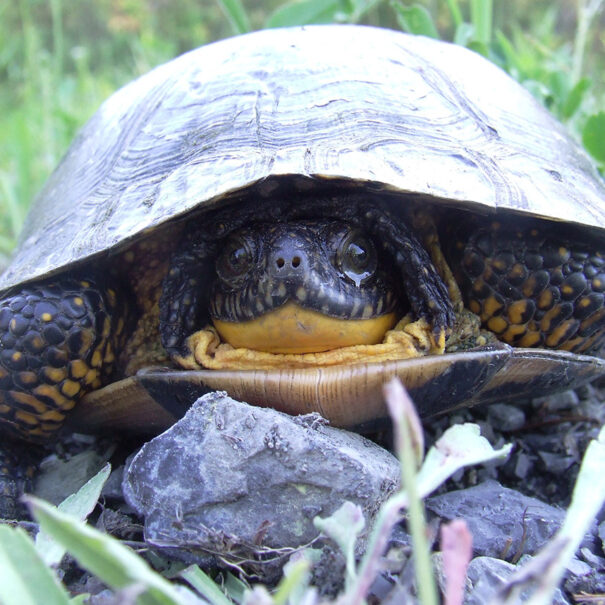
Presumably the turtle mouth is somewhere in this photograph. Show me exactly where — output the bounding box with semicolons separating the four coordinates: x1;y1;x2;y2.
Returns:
212;302;398;354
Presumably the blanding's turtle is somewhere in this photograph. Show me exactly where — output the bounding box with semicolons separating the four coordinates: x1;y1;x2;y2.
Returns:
1;26;604;514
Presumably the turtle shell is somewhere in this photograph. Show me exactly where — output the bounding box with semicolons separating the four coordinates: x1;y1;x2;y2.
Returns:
1;25;604;292
3;25;605;432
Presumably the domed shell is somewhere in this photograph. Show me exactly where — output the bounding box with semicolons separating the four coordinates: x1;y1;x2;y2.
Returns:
2;25;604;290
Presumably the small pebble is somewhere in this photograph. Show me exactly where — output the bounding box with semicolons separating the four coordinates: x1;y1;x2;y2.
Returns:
532;389;579;411
537;451;575;473
513;452;533;479
486;403;526;431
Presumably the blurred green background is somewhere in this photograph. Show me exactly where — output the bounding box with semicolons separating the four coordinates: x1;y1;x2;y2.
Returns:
0;0;603;258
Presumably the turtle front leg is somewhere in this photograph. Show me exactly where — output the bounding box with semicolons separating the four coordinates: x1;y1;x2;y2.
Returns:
159;237;218;359
0;277;129;517
364;208;455;342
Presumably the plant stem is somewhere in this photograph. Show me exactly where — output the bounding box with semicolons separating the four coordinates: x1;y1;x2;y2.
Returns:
399;413;439;605
572;0;604;84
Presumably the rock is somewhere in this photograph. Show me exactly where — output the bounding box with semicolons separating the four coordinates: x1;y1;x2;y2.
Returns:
425;480;594;558
34;450;108;505
532;389;580;411
123;392;400;569
537;451;576;474
486;403;526;431
512;452;534;480
465;556;570;604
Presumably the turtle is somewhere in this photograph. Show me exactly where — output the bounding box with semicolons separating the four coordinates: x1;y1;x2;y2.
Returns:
1;25;604;517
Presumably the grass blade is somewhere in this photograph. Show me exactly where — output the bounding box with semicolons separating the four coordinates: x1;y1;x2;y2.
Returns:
445;0;463;27
0;525;70;605
265;0;346;28
582;111;605;164
35;463;111;566
181;565;234;605
27;496;196;605
390;2;440;38
470;0;492;45
215;0;251;34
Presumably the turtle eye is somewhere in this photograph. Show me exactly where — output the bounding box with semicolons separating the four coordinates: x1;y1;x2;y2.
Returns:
337;230;377;286
216;236;255;286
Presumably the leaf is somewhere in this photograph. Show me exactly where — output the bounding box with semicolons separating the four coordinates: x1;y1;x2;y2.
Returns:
347;0;385;22
495;30;524;76
36;463;111;566
0;525;70;605
416;423;512;498
390;2;440;38
27;497;197;605
562;77;591;120
497;426;605;604
441;520;473;605
181;565;234;605
453;23;475;48
445;0;463;28
467;40;489;57
272;552;317;605
314;501;365;588
265;0;349;28
582;112;605;164
215;0;251;34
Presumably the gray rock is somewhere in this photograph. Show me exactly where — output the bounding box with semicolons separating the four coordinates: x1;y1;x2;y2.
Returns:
486;403;526;431
426;480;592;558
513;452;534;480
123;392;400;567
566;555;592;576
465;556;570;604
599;520;605;552
537;451;576;473
34;450;108;505
532;389;580;411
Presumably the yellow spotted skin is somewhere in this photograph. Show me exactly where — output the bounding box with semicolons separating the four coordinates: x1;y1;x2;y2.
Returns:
0;278;129;442
460;221;605;354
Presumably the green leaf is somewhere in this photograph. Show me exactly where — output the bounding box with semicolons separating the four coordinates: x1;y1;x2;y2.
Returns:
0;525;70;605
445;0;463;28
562;77;591;120
272;554;316;605
453;22;475;47
215;0;251;34
390;2;440;38
495;30;523;76
265;0;349;28
36;463;111;566
467;40;489;57
499;427;605;603
314;502;364;589
347;0;385;22
27;497;194;605
582;112;605;164
223;572;248;603
181;565;234;605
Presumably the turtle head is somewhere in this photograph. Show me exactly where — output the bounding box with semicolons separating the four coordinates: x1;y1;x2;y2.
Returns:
209;220;401;353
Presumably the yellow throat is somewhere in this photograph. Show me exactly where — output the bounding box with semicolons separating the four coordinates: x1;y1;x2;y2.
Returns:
212;302;398;354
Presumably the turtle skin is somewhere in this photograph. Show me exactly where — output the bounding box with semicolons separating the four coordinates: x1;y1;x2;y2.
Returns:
0;198;604;517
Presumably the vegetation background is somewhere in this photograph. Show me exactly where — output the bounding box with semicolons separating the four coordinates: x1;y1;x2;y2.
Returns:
0;0;603;260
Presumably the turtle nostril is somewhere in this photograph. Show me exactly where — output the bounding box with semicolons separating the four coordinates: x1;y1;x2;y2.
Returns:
292;256;301;268
276;258;285;268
